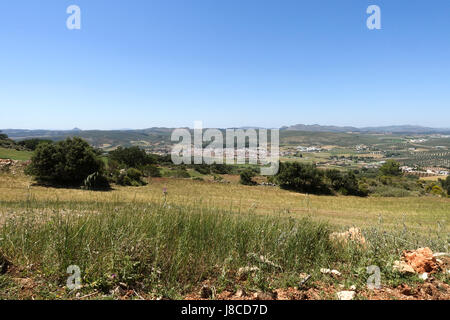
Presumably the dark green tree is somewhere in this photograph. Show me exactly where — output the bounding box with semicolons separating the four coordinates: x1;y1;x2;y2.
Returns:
109;146;149;168
275;162;330;194
142;164;162;177
240;169;257;185
379;160;402;176
17;138;53;151
439;176;450;195
27;137;106;186
211;162;232;174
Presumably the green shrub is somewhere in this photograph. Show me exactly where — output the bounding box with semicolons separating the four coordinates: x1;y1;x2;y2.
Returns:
439;176;450;195
165;168;191;179
372;185;412;197
379;160;402;177
83;172;110;190
193;164;211;175
26;137;104;187
275;162;330;195
240;169;256;186
430;185;444;196
112;167;146;186
109;146;151;168
17;138;53;151
210;163;232;174
141;164;162;178
126;168;142;181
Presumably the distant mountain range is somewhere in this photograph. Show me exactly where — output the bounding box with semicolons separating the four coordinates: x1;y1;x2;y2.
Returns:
3;124;450;137
281;124;450;134
1;125;450;149
0;128;175;149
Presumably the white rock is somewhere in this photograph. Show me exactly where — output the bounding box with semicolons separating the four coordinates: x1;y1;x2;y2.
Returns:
331;270;342;276
433;252;449;257
320;268;342;276
393;260;415;274
349;285;357;290
238;266;260;275
235;289;245;298
419;273;428;281
337;291;355;300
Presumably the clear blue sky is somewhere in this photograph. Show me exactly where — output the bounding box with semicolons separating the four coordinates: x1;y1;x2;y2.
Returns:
1;0;449;130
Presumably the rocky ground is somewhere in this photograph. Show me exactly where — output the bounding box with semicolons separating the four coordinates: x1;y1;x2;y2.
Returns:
185;247;450;301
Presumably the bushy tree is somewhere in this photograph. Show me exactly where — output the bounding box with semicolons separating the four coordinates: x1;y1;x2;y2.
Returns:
169;168;191;178
430;185;444;196
109;146;149;168
325;169;343;190
240;169;257;185
379;160;402;176
17;138;53;151
211;162;232;174
114;168;146;186
193;164;211;175
339;171;367;196
439;176;450;195
83;171;110;190
0;132;17;149
275;162;330;194
325;169;367;196
27;137;106;186
142;164;162;177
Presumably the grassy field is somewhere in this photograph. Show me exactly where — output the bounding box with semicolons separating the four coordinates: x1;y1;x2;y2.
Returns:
1;172;448;232
0;171;449;299
0;147;32;161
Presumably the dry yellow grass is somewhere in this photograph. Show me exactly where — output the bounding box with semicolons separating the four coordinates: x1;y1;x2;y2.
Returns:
421;175;448;181
1;172;448;234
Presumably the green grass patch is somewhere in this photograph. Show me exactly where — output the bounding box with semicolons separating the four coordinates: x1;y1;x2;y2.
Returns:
0;199;447;299
0;147;32;161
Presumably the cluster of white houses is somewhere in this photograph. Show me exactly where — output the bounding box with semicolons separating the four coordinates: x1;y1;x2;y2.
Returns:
400;166;449;176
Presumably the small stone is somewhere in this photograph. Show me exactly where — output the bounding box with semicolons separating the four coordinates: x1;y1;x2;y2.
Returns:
337;291;355;300
419;273;428;281
254;291;277;300
235;288;245;298
433;252;449;258
330;227;367;247
349;285;357;291
111;286;125;296
331;270;341;276
298;274;311;288
320;268;341;277
403;247;439;273
237;266;260;280
393;260;415;274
